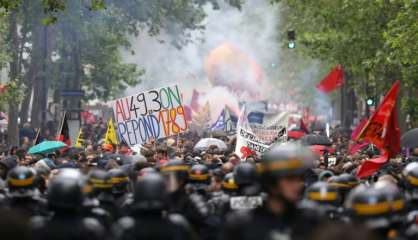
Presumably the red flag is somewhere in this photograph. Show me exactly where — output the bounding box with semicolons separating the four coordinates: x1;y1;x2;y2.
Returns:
356;151;389;178
57;113;71;146
357;80;400;158
351;118;368;141
348;141;369;155
190;89;200;112
316;65;345;93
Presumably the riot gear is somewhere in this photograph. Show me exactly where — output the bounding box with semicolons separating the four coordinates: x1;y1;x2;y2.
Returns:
223;143;318;240
6;166;47;217
345;184;392;238
31;169;106;240
302;181;342;220
113;173;196;240
132;173;168;212
188;164;210;197
7;166;37;198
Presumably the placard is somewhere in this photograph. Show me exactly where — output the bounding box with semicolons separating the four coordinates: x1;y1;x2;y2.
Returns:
112;85;188;147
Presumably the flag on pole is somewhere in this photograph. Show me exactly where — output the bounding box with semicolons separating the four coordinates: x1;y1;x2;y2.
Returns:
57;112;71;146
356;80;401;178
356;151;389;178
210;109;226;132
33;128;42;145
190;89;200;113
74;128;84;148
357;80;400;158
105;118;119;145
316;64;345;93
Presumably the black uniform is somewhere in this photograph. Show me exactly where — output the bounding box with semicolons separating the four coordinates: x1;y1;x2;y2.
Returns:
223;205;317;240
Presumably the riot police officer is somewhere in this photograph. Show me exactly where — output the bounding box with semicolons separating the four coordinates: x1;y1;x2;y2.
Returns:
345;184;396;240
31;169;106;240
108;168;130;209
328;173;359;204
301;181;343;220
5;166;47;218
88;169;118;220
187;164;211;199
112;173;196;240
223;142;318;240
160;160;209;238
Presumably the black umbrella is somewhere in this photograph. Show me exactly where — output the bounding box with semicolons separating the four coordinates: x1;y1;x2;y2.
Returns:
300;134;332;146
401;128;418;149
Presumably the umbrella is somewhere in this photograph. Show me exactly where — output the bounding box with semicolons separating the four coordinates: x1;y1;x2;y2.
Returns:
300;134;332;146
401;128;418;149
28;141;68;155
194;138;228;151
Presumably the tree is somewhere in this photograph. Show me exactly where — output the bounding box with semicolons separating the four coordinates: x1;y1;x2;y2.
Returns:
0;0;242;144
273;0;418;128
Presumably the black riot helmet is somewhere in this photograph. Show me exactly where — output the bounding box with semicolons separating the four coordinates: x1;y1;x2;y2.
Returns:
189;164;210;185
160;160;190;180
375;180;406;227
133;173;168;211
108;168;129;195
88;170;113;195
260;142;314;190
138;167;157;180
233;163;258;187
402;162;418;195
345;184;391;230
222;173;239;194
160;160;190;193
328;173;358;202
7;166;37;198
305;181;341;206
47;169;84;211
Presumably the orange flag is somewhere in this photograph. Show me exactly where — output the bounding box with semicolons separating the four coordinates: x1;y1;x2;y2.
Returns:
357;80;400;158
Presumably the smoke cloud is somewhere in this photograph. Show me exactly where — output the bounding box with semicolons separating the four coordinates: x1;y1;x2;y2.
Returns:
122;0;329;119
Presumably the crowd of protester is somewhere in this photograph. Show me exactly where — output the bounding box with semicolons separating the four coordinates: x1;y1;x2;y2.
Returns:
0;122;417;240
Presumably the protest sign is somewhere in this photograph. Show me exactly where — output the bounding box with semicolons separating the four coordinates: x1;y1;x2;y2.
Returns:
112;85;188;147
251;126;287;144
235;126;271;159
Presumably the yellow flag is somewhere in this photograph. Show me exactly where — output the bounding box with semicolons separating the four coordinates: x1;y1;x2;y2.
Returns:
105;118;119;145
75;128;84;148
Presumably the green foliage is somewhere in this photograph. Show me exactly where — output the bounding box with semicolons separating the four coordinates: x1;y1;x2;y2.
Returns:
0;80;26;105
274;0;418;126
0;15;9;68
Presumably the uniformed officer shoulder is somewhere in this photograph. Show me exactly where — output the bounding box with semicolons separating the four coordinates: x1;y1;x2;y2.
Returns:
83;217;105;232
116;216;135;229
168;213;191;229
112;216;135;239
225;209;253;225
91;207;111;218
30;215;48;229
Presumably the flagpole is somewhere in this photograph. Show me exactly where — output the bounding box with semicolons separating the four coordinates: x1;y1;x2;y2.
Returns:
56;112;66;139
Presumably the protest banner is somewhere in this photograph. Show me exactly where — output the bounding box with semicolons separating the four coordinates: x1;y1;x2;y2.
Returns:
112;85;188;147
251;126;287;144
235;126;271;159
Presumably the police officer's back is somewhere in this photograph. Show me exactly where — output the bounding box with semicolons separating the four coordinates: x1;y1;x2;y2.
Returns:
223;143;318;240
5;166;47;218
113;173;196;240
31;169;105;240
